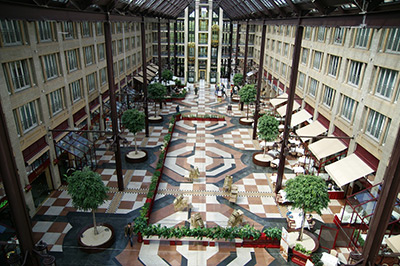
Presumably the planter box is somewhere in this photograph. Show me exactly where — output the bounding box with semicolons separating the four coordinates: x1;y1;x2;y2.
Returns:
292;249;311;266
328;190;345;199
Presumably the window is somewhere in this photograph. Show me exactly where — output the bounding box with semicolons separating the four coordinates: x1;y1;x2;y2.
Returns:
112;41;116;56
113;62;117;77
304;27;312;40
125;38;130;51
322;85;335;108
119;60;124;74
333;27;345;44
97;43;105;61
48;88;64;115
366;109;390;142
375;68;398;100
348;60;363;86
328;55;340;77
1;20;23;46
313;51;322;70
16;101;38;133
37;21;54;42
341;95;356;121
84;46;94;66
118;39;123;54
301;48;309;65
275;60;280;73
41;53;60;81
96;22;103;35
271;40;275;51
65;49;79;72
281;63;287;77
3;59;32;93
126;55;131;69
132;54;136;66
298;72;305;89
131;36;136;48
70;79;82;102
62;22;75;39
100;67;107;85
386;28;400;53
355;28;371;48
81;22;91;37
308;78;318;97
284;43;289;57
317;27;326;42
269;57;273;68
277;42;282;54
87;73;96;92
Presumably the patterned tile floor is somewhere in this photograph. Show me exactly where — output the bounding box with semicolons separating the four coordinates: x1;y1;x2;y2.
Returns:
32;79;352;265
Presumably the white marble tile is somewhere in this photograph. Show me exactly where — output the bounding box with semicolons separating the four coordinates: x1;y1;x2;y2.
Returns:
180;183;193;191
42;198;56;206
236;196;248;205
242;179;256;185
127;182;142;189
40;232;61;245
192;203;206;212
101;169;115;175
261;196;276;205
121;193;137;201
50;244;63;252
32;221;53;233
227;248;253;266
44;207;64;216
63;223;72;234
257;186;272;192
249;204;266;214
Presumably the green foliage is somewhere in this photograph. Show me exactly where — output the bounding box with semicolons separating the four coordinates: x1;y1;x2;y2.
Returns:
263;227;282;240
121;109;145;135
258;115;279;142
285;175;330;215
174;78;182;87
294;243;312;255
233;73;243;86
182;114;224;119
311;253;323;266
164;133;171;143
171;89;187;98
162;69;173;82
238;84;257;104
67;167;109;211
148;82;167;102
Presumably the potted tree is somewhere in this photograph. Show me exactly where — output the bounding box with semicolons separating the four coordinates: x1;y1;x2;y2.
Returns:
148;82;167;123
232;73;243;102
121;109;147;162
238;84;257;125
253;115;279;167
162;69;173;95
67;167;115;252
284;174;329;256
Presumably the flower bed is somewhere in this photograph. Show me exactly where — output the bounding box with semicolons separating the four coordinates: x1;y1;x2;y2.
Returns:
165;89;187;101
133;113;281;247
181;114;225;121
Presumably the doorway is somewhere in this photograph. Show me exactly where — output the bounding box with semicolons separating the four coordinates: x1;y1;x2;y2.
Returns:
199;70;206;80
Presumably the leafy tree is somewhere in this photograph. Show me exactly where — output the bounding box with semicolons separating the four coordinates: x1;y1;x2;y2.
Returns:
161;69;173;83
67;167;109;235
121;109;145;154
258;115;279;157
148;82;167;117
285;175;329;241
233;73;243;89
238;84;257;119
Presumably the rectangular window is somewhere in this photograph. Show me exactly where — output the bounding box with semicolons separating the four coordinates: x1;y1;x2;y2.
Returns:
81;22;91;37
348;60;363;86
96;22;103;35
18;101;38;133
322;85;335;108
131;36;135;48
125;38;130;51
366;109;390;141
41;53;59;80
119;60;124;74
301;48;309;65
355;28;371;48
37;21;54;42
62;22;75;39
100;68;107;85
126;55;131;69
281;63;287;77
87;73;96;92
65;49;79;72
333;27;345;44
70;79;82;102
49;88;63;115
313;51;322;70
1;20;22;46
386;28;400;53
375;68;398;100
84;46;94;66
328;55;340;77
284;43;289;56
271;40;275;51
277;41;282;54
3;59;32;92
304;27;312;40
308;78;318;97
118;39;123;54
97;43;105;61
275;60;280;73
298;72;305;89
341;95;356;121
317;27;326;42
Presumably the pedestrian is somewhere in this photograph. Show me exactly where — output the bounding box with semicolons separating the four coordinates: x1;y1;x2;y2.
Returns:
176;104;180;113
194;86;198;95
124;222;133;247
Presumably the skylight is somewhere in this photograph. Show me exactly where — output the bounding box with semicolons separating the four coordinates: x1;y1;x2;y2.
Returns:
260;0;274;9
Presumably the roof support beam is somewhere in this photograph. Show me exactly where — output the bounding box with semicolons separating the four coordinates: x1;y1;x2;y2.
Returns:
243;21;250;85
158;18;162;81
167;19;170;69
227;21;233;84
268;0;286;17
174;21;178;76
141;16;150;137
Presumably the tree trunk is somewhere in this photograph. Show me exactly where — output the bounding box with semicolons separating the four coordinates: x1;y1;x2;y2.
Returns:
92;209;98;235
263;142;267;157
134;133;138;154
297;210;306;241
154;102;157;118
246;104;249;120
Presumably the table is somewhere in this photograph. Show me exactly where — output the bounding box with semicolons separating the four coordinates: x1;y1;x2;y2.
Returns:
289;138;301;146
320;252;340;266
293;166;305;174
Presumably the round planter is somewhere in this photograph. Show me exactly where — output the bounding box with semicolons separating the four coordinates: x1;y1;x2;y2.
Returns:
239;117;254;126
252;152;273;167
148;115;163;123
78;223;115;253
231;96;240;102
125;150;148;163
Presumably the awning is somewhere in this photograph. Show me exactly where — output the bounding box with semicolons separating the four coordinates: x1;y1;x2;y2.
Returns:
290;109;312;127
276;101;300;117
308;137;347;160
386;234;400;253
26;146;49;165
247;70;258;77
296;120;327;142
270;93;288;107
325;154;375;187
134;76;144;83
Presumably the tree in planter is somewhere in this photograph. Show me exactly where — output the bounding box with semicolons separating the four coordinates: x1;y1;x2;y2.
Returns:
285;175;329;241
67;167;109;235
162;69;173;84
148;82;167;118
258;115;279;157
233;73;243;90
121;109;145;154
238;84;257;120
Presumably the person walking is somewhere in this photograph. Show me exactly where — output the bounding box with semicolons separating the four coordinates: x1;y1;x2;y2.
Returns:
194;86;198;95
124;222;133;247
176;104;180;113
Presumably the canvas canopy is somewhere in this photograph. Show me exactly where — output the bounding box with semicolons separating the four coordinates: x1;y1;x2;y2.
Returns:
386;234;400;253
296;120;327;142
276;101;300;117
270;93;288;107
290;109;312;127
308;137;347;160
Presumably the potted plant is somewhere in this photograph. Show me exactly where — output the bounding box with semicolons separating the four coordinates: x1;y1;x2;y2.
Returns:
67;167;114;251
148;82;167;122
121;109;147;162
285;175;330;241
238;84;257;125
253;115;279;166
232;73;243;103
